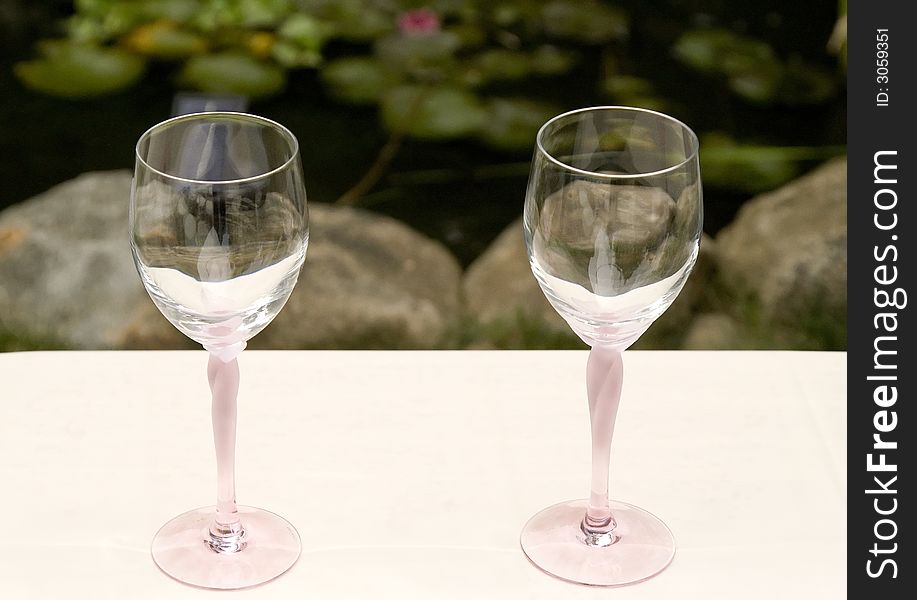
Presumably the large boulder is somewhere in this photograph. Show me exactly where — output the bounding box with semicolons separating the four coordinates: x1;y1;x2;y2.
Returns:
0;171;462;350
250;204;462;349
463;216;714;349
633;233;716;349
463;217;582;349
714;158;847;349
0;171;185;350
681;312;754;350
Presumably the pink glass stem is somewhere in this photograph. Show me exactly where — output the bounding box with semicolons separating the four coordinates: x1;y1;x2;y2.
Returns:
583;345;624;541
207;353;245;552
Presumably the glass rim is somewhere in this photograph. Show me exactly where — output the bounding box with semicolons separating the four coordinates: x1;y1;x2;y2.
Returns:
135;111;300;185
535;106;700;180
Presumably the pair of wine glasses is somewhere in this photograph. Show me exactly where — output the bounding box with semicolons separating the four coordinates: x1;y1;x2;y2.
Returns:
129;107;701;589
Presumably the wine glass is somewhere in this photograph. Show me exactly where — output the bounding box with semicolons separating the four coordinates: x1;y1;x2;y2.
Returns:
520;106;701;586
130;112;309;589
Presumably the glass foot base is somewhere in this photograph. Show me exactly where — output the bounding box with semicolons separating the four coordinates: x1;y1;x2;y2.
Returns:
151;505;301;589
520;499;674;586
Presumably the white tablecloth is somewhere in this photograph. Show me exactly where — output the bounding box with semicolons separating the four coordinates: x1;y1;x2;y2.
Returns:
0;351;845;598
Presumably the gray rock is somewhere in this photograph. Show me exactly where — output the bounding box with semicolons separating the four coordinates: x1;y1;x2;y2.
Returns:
464;217;582;349
251;204;462;349
681;313;749;350
0;171;187;349
539;181;676;251
634;233;716;349
714;158;847;349
0;171;462;350
463;217;714;350
533;182;677;285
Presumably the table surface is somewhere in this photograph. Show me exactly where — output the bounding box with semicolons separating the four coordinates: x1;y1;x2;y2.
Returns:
0;350;846;599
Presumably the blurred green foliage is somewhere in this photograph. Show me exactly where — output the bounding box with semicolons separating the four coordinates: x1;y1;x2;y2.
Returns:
672;28;835;105
15;41;145;97
700;133;845;194
14;0;846;192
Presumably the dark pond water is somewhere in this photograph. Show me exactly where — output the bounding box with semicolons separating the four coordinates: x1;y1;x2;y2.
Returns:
1;0;845;266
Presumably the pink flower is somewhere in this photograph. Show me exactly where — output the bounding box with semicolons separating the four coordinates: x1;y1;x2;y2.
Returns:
398;8;441;35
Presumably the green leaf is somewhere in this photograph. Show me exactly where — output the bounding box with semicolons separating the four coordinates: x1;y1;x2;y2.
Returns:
700;134;799;193
672;30;736;72
432;0;480;21
191;0;291;31
296;0;394;41
601;75;653;98
622;97;670;112
278;13;335;51
487;0;541;27
15;42;145;98
375;31;461;75
478;98;557;151
237;0;294;28
142;0;203;22
321;57;399;104
381;85;486;139
271;40;322;67
75;1;153;37
473;49;531;82
65;16;107;44
179;52;285;98
446;23;486;48
336;7;393;41
531;45;576;75
123;22;207;58
673;29;784;103
100;3;149;36
75;0;114;17
600;76;669;111
542;0;628;44
491;4;522;27
728;71;780;104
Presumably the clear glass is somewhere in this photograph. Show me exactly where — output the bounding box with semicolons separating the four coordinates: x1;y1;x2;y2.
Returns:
521;106;702;586
130;112;309;589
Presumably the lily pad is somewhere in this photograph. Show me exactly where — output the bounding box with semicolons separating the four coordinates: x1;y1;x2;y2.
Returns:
473;49;531;82
674;29;785;103
542;0;628;44
237;0;294;28
179;52;285;98
278;13;335;51
15;42;145;98
531;45;576;75
123;21;207;58
271;12;334;66
478;98;558;151
189;0;291;31
672;29;737;73
145;0;201;21
65;16;107;44
491;4;523;27
271;40;322;67
381;85;486;139
296;0;394;41
446;23;487;48
187;0;293;31
375;31;461;75
601;75;654;98
72;1;146;37
600;76;669;111
321;57;399;104
700;134;799;193
728;71;780;104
